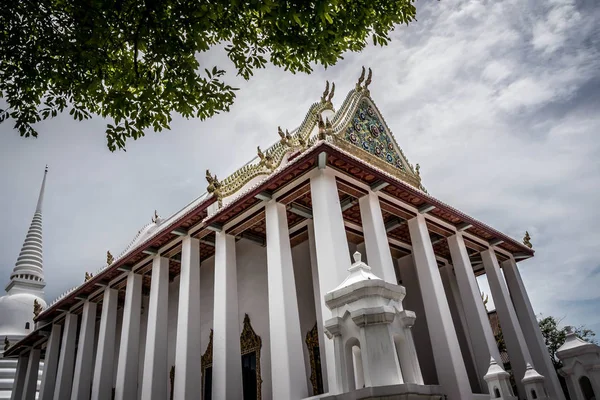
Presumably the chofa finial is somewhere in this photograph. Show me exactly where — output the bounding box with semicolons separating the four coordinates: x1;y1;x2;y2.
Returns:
364;68;372;91
523;231;532;248
107;250;114;266
356;66;366;90
327;82;335;103
151;210;160;223
3;336;9;351
206;169;221;195
321;80;330;103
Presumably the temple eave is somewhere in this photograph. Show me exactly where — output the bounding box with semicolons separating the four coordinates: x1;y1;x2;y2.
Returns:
31;140;532;327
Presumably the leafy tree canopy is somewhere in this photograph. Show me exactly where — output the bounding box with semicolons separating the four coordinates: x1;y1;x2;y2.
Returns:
0;0;416;151
538;315;597;370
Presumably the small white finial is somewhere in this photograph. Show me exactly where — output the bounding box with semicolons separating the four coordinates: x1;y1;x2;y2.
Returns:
490;357;497;365
565;326;573;334
525;363;533;370
353;251;362;263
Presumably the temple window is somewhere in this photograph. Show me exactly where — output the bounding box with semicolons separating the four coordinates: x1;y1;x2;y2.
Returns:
201;330;213;400
494;387;500;398
531;389;537;399
579;376;596;400
306;323;324;395
25;322;30;330
344;338;364;390
240;314;262;399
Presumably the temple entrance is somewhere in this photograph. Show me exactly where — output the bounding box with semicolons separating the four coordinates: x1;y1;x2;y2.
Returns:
306;322;324;395
240;313;262;399
242;351;258;399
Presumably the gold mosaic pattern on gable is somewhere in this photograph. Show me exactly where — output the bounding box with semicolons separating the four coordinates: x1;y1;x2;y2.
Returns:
205;88;334;202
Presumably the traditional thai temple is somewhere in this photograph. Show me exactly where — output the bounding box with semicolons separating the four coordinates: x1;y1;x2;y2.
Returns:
3;69;575;400
0;167;48;399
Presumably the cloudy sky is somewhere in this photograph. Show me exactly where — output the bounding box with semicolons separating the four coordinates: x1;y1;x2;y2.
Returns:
1;0;599;334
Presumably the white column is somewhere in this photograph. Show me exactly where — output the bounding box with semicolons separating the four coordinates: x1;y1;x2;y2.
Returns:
173;236;202;400
265;200;308;399
114;272;143;400
212;232;243;400
407;214;472;400
358;191;397;283
10;353;28;400
54;313;78;400
309;169;352;395
307;221;329;393
482;249;531;400
448;233;502;392
91;288;118;400
502;258;566;400
39;324;62;400
22;348;41;400
140;256;170;400
71;300;98;400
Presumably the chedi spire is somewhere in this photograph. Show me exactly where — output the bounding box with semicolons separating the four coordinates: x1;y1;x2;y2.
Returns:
5;166;48;295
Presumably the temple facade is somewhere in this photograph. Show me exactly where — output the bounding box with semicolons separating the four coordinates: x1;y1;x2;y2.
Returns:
4;69;567;400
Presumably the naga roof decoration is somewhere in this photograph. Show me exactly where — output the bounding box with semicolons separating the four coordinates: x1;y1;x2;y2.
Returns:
205;67;424;206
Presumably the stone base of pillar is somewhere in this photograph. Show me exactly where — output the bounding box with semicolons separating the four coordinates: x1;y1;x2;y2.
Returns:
316;383;444;400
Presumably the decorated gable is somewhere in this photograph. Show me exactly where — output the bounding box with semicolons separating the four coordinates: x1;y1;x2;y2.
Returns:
343;99;415;172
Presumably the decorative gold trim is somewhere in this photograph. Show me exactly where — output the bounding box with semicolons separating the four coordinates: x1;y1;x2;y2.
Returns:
523;231;532;248
204;96;332;200
331;136;422;188
241;313;262;400
106;251;114;266
33;299;42;318
84;272;93;282
201;329;213;398
305;322;323;396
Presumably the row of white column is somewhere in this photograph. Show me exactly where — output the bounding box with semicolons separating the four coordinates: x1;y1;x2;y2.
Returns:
11;167;562;400
11;236;204;400
308;169;564;400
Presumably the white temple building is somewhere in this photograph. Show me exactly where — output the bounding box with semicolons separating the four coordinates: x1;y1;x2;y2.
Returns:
1;167;48;399
4;69;578;400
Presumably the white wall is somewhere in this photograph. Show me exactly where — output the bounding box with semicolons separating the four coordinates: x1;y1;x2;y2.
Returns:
137;294;149;399
291;240;317;395
235;238;272;400
167;276;180;395
199;256;215;359
396;255;438;385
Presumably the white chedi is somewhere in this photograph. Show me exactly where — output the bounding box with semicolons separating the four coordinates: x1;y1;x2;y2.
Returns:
522;363;550;400
0;167;49;400
323;251;423;392
483;357;518;400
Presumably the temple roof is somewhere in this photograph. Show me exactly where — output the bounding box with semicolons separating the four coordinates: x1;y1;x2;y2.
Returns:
206;67;424;207
7;68;535;343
